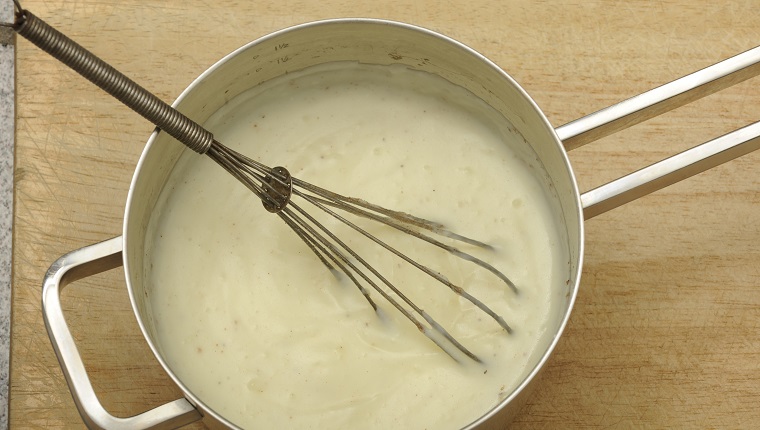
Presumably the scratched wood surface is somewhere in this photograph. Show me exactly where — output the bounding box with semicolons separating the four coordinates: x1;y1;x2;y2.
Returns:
11;0;760;428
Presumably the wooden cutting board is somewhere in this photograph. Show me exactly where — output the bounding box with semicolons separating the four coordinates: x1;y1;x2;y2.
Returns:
11;0;760;428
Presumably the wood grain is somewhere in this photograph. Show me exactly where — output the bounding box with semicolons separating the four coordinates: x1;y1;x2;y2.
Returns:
11;0;760;428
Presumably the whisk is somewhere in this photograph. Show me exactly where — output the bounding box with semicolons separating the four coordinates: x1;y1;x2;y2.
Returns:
7;2;518;363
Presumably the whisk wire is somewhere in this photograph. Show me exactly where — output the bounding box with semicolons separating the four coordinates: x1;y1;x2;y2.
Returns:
284;198;483;362
303;191;519;294
295;180;494;248
211;141;516;338
295;189;513;334
278;206;379;311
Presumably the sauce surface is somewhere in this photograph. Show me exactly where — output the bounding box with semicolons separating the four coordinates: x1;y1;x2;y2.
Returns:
146;63;568;429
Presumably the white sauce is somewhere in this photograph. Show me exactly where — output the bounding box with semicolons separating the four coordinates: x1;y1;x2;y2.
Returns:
146;63;568;429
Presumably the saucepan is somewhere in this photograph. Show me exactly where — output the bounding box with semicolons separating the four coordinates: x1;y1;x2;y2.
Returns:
37;18;760;430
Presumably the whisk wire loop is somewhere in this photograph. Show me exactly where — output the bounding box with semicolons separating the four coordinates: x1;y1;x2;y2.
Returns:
295;189;514;334
283;198;483;362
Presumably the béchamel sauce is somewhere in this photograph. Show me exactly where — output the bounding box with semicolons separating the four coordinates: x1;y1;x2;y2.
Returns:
145;62;569;429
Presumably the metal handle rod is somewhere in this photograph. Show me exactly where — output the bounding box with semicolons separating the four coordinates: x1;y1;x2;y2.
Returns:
42;237;202;430
11;7;213;154
581;122;760;219
556;45;760;151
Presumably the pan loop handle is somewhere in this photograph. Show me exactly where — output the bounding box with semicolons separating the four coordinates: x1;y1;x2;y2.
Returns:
42;237;202;430
555;46;760;219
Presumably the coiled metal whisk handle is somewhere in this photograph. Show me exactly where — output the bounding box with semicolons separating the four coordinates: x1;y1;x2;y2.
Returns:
10;3;213;154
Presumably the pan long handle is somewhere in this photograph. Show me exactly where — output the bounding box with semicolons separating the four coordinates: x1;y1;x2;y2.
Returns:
42;237;202;430
555;46;760;219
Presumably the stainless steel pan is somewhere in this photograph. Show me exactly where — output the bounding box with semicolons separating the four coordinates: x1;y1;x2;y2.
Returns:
41;19;760;429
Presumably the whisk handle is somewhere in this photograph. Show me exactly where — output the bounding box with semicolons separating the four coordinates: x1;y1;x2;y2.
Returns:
13;8;214;154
